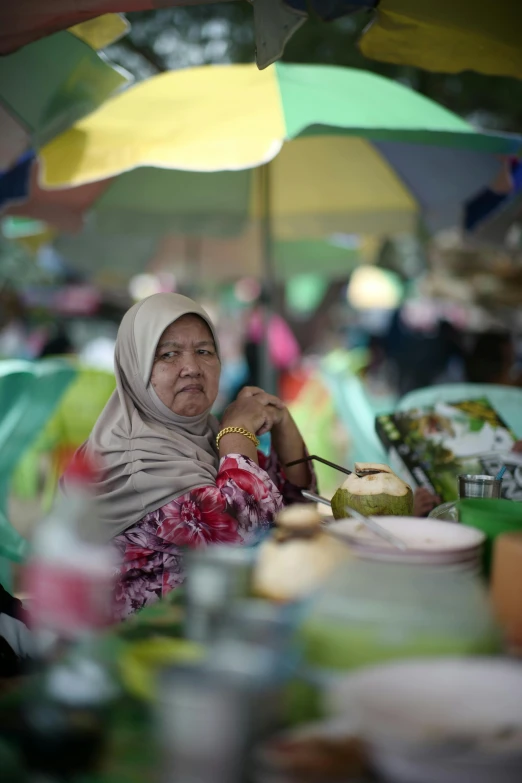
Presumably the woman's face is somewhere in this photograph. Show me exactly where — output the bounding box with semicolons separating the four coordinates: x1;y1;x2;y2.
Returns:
150;314;220;416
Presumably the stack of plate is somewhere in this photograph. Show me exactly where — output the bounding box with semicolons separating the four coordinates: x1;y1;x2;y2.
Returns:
327;516;485;573
326;657;522;783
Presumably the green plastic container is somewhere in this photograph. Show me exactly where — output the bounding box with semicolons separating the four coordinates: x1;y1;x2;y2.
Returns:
460;498;522;574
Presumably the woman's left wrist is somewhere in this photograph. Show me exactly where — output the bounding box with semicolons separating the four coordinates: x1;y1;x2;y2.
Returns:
271;408;291;437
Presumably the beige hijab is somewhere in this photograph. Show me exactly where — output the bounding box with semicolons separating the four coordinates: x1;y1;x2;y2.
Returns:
71;293;221;542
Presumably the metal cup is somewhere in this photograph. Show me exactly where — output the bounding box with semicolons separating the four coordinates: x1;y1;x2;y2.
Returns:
458;474;503;500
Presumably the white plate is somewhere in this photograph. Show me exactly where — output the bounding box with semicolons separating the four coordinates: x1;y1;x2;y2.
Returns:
328;516;485;563
350;547;483;566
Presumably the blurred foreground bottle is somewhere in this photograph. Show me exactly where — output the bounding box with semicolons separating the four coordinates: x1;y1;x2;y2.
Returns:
21;453;117;781
26;453;115;648
159;548;297;783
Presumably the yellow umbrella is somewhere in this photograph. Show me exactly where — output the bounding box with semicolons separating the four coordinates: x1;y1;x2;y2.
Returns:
68;14;129;49
15;60;518;391
359;0;522;80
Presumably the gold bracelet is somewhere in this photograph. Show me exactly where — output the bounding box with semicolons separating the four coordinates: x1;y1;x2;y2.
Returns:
216;426;260;449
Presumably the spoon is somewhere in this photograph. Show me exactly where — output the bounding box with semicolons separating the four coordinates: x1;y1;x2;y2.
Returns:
301;490;408;551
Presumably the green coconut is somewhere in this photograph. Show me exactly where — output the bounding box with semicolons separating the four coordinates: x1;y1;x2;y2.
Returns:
331;462;413;518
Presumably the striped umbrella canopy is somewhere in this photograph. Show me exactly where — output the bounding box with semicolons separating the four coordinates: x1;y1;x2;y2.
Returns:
254;0;376;69
0;0;374;71
358;0;522;81
0;2;213;54
7;63;522;248
0;16;130;171
3;0;520;80
51;228;370;289
276;0;521;79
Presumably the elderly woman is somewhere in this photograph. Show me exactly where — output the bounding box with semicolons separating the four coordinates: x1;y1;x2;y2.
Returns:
73;293;316;619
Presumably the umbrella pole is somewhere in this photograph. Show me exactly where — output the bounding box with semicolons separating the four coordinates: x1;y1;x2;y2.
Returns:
259;163;277;395
185;235;202;299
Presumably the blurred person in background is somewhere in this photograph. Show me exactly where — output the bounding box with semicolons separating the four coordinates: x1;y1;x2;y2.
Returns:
64;293;316;619
384;309;465;396
0;584;35;684
38;325;75;359
0;289;32;359
230;301;301;400
464;330;522;387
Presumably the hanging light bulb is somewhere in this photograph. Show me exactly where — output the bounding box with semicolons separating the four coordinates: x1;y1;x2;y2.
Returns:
347;266;403;310
128;274;163;301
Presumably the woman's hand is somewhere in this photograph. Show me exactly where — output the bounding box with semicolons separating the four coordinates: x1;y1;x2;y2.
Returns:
234;387;311;487
222;386;286;436
236;387;286;429
413;487;441;517
219;387;286;463
222;386;310;487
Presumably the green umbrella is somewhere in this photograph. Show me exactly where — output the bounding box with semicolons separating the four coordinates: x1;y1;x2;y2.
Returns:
0;24;130;170
31;62;520;242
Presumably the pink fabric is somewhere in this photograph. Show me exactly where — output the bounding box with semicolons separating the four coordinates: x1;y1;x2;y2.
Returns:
112;449;316;620
247;311;301;370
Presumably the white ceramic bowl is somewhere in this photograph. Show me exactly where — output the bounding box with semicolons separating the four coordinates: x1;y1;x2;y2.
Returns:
327;657;522;783
328;516;485;564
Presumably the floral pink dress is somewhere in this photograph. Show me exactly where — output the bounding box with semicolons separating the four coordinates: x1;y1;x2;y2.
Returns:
113;450;316;620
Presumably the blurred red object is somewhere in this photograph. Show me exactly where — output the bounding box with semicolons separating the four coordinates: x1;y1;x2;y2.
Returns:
279;368;310;404
61;448;104;486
